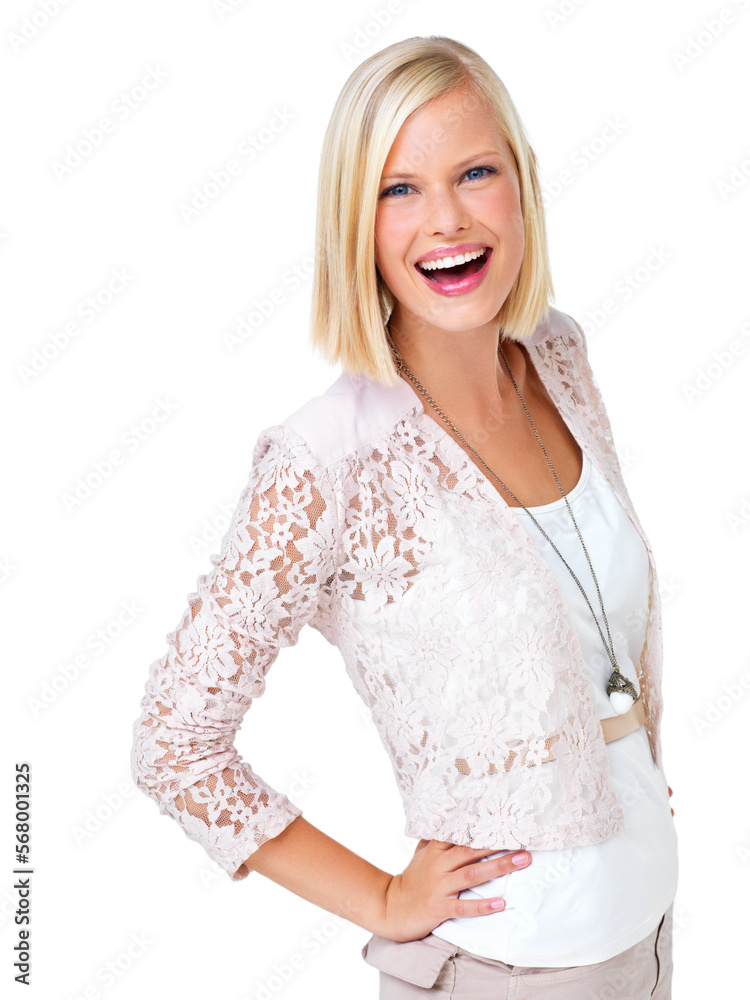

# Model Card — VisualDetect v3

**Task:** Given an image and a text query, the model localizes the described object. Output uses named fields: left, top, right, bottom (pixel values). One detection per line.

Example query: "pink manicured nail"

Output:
left=512, top=852, right=529, bottom=866
left=490, top=898, right=505, bottom=909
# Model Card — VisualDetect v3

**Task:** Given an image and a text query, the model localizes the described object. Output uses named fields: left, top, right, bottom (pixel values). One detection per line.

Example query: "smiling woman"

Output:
left=374, top=92, right=523, bottom=314
left=309, top=39, right=553, bottom=391
left=131, top=34, right=677, bottom=1000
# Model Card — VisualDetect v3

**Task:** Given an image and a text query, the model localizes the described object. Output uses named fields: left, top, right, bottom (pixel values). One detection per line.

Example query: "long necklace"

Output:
left=387, top=332, right=639, bottom=714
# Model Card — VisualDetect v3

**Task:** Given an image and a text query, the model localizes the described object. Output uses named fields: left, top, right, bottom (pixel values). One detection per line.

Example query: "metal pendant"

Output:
left=606, top=666, right=638, bottom=702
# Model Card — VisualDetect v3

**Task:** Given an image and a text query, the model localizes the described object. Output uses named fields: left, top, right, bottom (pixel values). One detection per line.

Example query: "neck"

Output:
left=387, top=314, right=528, bottom=427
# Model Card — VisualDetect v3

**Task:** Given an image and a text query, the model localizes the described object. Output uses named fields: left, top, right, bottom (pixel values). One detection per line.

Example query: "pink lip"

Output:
left=415, top=246, right=493, bottom=297
left=414, top=242, right=489, bottom=264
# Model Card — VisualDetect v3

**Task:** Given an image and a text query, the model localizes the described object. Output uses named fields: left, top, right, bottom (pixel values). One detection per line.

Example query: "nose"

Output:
left=424, top=185, right=471, bottom=237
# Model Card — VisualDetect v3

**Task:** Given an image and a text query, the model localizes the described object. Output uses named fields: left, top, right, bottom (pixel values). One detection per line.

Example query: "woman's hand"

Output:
left=379, top=839, right=531, bottom=942
left=377, top=789, right=674, bottom=943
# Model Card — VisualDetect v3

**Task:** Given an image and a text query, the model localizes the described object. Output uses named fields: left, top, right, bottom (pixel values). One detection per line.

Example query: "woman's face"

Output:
left=374, top=87, right=525, bottom=337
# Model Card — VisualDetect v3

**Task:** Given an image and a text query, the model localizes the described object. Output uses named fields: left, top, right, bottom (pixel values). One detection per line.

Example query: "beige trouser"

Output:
left=361, top=903, right=673, bottom=998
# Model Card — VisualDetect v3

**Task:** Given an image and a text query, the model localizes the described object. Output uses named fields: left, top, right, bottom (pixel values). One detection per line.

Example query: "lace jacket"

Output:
left=131, top=306, right=665, bottom=881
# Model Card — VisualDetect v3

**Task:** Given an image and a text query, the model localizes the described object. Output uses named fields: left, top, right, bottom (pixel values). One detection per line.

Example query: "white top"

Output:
left=431, top=451, right=679, bottom=966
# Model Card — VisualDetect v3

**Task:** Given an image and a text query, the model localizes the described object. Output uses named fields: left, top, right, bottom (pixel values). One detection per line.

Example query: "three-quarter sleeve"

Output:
left=130, top=425, right=338, bottom=881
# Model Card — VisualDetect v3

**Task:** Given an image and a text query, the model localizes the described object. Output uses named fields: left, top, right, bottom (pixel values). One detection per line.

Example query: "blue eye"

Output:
left=381, top=182, right=412, bottom=199
left=465, top=166, right=495, bottom=181
left=379, top=165, right=497, bottom=199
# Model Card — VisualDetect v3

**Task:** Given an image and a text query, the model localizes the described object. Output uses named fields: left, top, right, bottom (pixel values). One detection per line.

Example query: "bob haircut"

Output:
left=310, top=35, right=554, bottom=388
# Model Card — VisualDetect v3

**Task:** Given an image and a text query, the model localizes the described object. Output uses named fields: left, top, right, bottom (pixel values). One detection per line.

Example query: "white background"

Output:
left=3, top=0, right=748, bottom=996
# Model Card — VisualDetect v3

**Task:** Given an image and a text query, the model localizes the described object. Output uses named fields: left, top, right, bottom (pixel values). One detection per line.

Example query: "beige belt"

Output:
left=456, top=698, right=647, bottom=773
left=516, top=697, right=646, bottom=769
left=601, top=695, right=646, bottom=743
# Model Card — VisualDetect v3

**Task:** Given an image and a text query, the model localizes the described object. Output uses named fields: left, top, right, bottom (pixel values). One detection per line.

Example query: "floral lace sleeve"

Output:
left=130, top=425, right=338, bottom=881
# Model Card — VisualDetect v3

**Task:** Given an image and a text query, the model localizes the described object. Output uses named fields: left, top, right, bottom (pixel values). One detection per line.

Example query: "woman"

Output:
left=131, top=36, right=678, bottom=998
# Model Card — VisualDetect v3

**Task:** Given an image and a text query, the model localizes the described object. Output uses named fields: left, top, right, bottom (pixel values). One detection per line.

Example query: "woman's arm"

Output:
left=243, top=814, right=535, bottom=942
left=130, top=427, right=340, bottom=882
left=241, top=815, right=394, bottom=935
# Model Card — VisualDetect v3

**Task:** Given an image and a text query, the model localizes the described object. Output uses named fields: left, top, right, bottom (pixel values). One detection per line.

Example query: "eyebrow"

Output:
left=381, top=150, right=502, bottom=183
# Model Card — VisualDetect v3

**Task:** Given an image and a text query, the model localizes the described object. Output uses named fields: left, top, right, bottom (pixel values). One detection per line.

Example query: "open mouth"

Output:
left=415, top=247, right=492, bottom=285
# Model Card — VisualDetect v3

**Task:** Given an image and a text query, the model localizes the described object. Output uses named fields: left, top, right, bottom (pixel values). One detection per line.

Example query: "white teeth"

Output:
left=417, top=247, right=487, bottom=271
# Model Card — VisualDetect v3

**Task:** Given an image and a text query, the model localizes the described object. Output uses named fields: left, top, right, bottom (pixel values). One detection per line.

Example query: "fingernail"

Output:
left=512, top=852, right=529, bottom=866
left=490, top=898, right=505, bottom=909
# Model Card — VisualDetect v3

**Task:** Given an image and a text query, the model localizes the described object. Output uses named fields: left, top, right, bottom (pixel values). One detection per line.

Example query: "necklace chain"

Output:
left=387, top=331, right=638, bottom=703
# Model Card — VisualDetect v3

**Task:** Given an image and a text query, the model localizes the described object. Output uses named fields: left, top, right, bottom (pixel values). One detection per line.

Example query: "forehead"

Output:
left=382, top=88, right=504, bottom=173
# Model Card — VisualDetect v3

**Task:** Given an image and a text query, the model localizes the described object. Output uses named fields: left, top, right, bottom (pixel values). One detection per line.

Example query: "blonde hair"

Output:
left=310, top=35, right=554, bottom=387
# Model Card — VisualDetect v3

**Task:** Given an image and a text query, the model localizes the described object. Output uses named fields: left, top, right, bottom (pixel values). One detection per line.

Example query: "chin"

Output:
left=420, top=297, right=508, bottom=332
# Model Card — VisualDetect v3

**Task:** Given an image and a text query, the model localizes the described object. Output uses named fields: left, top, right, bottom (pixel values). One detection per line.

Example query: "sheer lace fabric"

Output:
left=131, top=308, right=664, bottom=881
